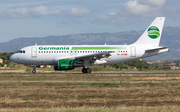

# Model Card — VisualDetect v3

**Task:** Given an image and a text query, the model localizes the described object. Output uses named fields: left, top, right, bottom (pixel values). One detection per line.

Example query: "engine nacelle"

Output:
left=54, top=59, right=75, bottom=70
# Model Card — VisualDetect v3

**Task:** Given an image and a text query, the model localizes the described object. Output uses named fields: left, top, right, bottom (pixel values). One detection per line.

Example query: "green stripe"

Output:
left=71, top=47, right=126, bottom=50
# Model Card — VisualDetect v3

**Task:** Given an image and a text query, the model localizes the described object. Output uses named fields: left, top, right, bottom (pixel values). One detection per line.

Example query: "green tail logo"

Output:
left=147, top=26, right=160, bottom=39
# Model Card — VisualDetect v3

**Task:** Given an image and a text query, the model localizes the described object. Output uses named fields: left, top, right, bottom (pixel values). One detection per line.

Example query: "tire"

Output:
left=82, top=68, right=87, bottom=73
left=86, top=68, right=92, bottom=73
left=32, top=70, right=36, bottom=74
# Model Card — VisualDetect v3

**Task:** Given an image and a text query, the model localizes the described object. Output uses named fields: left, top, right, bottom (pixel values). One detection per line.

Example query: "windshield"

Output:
left=17, top=50, right=25, bottom=53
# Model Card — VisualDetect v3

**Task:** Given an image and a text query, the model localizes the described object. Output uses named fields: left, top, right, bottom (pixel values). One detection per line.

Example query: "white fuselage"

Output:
left=10, top=44, right=167, bottom=65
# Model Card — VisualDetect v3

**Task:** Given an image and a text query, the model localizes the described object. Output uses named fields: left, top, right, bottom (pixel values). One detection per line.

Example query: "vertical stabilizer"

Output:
left=133, top=17, right=165, bottom=47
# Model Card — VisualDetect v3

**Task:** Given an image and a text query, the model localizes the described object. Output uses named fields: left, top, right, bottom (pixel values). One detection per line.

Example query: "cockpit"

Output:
left=17, top=50, right=25, bottom=53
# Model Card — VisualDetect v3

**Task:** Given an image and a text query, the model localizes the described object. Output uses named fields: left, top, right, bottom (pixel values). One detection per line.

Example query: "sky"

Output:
left=0, top=0, right=180, bottom=42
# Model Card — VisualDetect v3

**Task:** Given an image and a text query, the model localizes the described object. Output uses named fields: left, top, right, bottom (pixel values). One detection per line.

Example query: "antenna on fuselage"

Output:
left=35, top=43, right=37, bottom=46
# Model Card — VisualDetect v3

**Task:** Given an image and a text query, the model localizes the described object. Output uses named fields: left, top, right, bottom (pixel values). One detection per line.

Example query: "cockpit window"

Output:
left=17, top=50, right=25, bottom=53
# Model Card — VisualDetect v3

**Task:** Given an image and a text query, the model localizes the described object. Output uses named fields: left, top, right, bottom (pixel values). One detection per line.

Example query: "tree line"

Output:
left=0, top=52, right=14, bottom=67
left=107, top=60, right=152, bottom=70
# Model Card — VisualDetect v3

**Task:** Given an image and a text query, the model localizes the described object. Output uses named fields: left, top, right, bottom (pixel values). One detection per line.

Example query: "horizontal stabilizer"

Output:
left=145, top=47, right=169, bottom=53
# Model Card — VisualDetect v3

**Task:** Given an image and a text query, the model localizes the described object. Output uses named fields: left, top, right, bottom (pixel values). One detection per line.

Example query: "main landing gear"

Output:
left=82, top=67, right=92, bottom=73
left=32, top=65, right=36, bottom=73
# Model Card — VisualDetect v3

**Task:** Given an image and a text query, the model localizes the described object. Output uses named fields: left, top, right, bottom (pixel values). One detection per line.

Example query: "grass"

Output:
left=1, top=106, right=180, bottom=112
left=0, top=74, right=180, bottom=111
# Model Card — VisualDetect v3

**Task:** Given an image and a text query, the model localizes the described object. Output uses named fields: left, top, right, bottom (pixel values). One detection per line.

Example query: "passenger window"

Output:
left=62, top=51, right=63, bottom=53
left=67, top=51, right=68, bottom=53
left=57, top=51, right=58, bottom=53
left=64, top=51, right=66, bottom=53
left=49, top=51, right=51, bottom=53
left=46, top=51, right=48, bottom=53
left=59, top=51, right=61, bottom=53
left=23, top=51, right=25, bottom=53
left=41, top=51, right=43, bottom=53
left=39, top=51, right=40, bottom=53
left=54, top=51, right=56, bottom=53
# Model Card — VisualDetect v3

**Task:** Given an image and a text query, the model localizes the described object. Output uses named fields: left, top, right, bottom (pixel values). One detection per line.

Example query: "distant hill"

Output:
left=0, top=26, right=180, bottom=60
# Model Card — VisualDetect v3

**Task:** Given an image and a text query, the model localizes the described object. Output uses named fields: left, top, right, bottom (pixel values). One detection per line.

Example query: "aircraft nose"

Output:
left=10, top=54, right=16, bottom=62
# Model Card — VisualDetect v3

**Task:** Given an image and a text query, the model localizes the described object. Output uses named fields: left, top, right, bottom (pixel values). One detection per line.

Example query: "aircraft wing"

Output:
left=53, top=51, right=113, bottom=64
left=74, top=51, right=113, bottom=64
left=75, top=51, right=112, bottom=60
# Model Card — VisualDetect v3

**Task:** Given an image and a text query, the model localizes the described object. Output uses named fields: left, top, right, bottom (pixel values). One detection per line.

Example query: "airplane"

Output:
left=10, top=17, right=169, bottom=73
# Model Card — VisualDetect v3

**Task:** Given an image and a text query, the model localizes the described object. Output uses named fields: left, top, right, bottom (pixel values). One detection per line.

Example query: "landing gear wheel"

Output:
left=82, top=68, right=92, bottom=73
left=86, top=68, right=92, bottom=73
left=32, top=69, right=36, bottom=74
left=82, top=68, right=87, bottom=73
left=32, top=65, right=36, bottom=74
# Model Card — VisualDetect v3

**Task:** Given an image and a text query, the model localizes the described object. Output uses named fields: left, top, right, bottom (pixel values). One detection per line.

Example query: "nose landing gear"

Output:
left=32, top=65, right=36, bottom=73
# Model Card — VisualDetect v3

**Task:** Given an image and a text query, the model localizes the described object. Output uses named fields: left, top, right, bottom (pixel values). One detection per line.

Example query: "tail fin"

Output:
left=133, top=17, right=165, bottom=47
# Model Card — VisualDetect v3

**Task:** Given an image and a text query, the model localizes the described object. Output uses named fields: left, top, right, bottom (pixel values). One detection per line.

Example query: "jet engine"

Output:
left=54, top=59, right=75, bottom=70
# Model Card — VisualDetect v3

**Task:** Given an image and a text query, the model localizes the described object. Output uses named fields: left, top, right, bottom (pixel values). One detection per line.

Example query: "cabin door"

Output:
left=31, top=47, right=37, bottom=58
left=130, top=46, right=136, bottom=57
